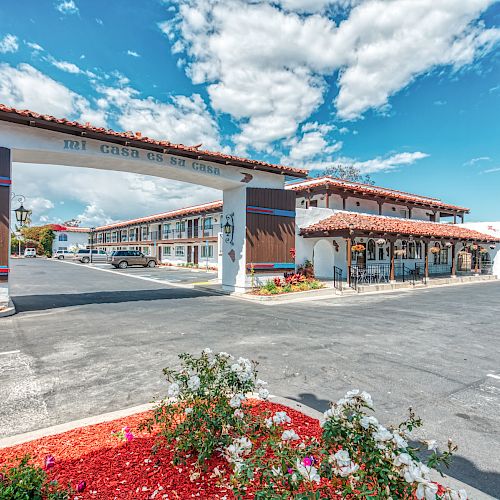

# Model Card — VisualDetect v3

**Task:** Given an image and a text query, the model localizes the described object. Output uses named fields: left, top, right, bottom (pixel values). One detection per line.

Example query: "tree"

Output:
left=20, top=225, right=56, bottom=257
left=63, top=218, right=81, bottom=227
left=316, top=164, right=375, bottom=185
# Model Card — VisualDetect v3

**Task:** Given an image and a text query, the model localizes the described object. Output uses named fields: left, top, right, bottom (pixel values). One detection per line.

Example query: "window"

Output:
left=175, top=246, right=185, bottom=256
left=367, top=240, right=376, bottom=260
left=204, top=217, right=213, bottom=230
left=415, top=242, right=422, bottom=259
left=433, top=243, right=441, bottom=264
left=58, top=246, right=68, bottom=251
left=378, top=247, right=385, bottom=260
left=163, top=223, right=171, bottom=238
left=201, top=245, right=213, bottom=258
left=309, top=199, right=318, bottom=208
left=58, top=233, right=68, bottom=241
left=176, top=221, right=186, bottom=232
left=440, top=246, right=449, bottom=264
left=142, top=227, right=148, bottom=239
left=163, top=246, right=172, bottom=256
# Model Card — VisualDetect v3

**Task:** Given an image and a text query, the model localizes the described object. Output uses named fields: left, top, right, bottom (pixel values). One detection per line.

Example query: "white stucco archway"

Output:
left=0, top=106, right=306, bottom=310
left=313, top=239, right=335, bottom=279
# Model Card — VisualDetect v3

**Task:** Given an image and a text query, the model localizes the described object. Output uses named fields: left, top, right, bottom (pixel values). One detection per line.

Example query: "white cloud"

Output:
left=282, top=122, right=342, bottom=163
left=0, top=34, right=19, bottom=54
left=12, top=163, right=220, bottom=226
left=0, top=63, right=105, bottom=125
left=166, top=0, right=500, bottom=151
left=51, top=59, right=82, bottom=74
left=100, top=85, right=221, bottom=149
left=346, top=151, right=430, bottom=174
left=464, top=156, right=491, bottom=166
left=127, top=50, right=141, bottom=58
left=482, top=166, right=500, bottom=174
left=26, top=41, right=44, bottom=52
left=55, top=0, right=79, bottom=15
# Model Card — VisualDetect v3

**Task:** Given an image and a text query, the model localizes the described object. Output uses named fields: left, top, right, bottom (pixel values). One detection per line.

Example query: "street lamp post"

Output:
left=11, top=193, right=30, bottom=256
left=89, top=227, right=95, bottom=263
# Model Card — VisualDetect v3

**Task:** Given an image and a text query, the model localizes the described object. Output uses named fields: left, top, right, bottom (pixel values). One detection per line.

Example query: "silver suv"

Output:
left=109, top=250, right=157, bottom=269
left=53, top=250, right=74, bottom=260
left=73, top=249, right=108, bottom=263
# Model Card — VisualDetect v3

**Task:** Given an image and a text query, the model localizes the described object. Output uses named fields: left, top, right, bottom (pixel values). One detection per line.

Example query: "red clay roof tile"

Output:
left=300, top=211, right=500, bottom=242
left=287, top=176, right=469, bottom=212
left=0, top=104, right=308, bottom=178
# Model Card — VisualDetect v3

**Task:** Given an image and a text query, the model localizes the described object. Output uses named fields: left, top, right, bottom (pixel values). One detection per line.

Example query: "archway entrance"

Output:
left=313, top=239, right=335, bottom=279
left=0, top=105, right=306, bottom=310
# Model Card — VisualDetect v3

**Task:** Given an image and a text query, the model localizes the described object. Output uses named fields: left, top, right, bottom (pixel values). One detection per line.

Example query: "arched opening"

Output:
left=313, top=239, right=336, bottom=279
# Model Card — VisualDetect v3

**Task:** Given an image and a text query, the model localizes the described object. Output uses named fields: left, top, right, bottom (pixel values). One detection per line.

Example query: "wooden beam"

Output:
left=451, top=242, right=457, bottom=276
left=389, top=240, right=395, bottom=282
left=346, top=237, right=352, bottom=286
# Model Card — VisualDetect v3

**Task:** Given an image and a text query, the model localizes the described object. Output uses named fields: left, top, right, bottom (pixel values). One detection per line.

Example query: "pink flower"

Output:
left=76, top=480, right=86, bottom=493
left=44, top=455, right=55, bottom=470
left=287, top=467, right=293, bottom=474
left=125, top=431, right=134, bottom=442
left=123, top=426, right=130, bottom=433
left=302, top=457, right=313, bottom=467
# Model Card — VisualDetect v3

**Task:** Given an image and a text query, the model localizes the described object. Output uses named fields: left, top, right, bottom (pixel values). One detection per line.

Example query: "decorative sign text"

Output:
left=63, top=140, right=221, bottom=176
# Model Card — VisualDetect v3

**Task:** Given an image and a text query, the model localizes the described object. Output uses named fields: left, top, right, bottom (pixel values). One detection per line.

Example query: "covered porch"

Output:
left=300, top=212, right=500, bottom=292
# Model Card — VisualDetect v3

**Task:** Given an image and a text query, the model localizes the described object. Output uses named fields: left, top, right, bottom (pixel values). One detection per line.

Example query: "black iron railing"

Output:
left=349, top=263, right=390, bottom=290
left=333, top=266, right=343, bottom=291
left=480, top=262, right=493, bottom=275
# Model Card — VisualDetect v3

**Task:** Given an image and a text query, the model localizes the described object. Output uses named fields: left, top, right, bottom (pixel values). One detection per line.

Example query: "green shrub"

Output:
left=0, top=456, right=71, bottom=500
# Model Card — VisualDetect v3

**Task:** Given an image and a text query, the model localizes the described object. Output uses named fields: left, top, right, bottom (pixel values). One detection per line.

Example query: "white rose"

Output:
left=187, top=375, right=200, bottom=391
left=184, top=407, right=193, bottom=415
left=281, top=429, right=299, bottom=441
left=360, top=416, right=378, bottom=429
left=258, top=387, right=270, bottom=400
left=167, top=382, right=180, bottom=398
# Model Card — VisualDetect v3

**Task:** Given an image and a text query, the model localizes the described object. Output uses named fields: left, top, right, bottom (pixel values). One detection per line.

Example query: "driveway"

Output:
left=2, top=258, right=500, bottom=496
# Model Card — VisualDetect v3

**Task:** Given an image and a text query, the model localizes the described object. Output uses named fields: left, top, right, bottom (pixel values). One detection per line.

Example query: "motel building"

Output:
left=91, top=201, right=223, bottom=269
left=89, top=175, right=500, bottom=291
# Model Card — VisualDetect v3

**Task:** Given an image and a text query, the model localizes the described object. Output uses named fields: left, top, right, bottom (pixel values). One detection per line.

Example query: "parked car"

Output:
left=73, top=249, right=108, bottom=263
left=109, top=250, right=157, bottom=269
left=24, top=248, right=36, bottom=258
left=53, top=249, right=74, bottom=260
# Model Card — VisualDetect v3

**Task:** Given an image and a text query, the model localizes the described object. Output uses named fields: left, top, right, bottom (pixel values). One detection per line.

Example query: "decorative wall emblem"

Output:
left=223, top=212, right=235, bottom=245
left=240, top=172, right=253, bottom=183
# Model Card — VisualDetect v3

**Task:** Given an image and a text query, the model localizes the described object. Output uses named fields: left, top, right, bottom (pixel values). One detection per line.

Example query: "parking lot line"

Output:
left=0, top=350, right=20, bottom=356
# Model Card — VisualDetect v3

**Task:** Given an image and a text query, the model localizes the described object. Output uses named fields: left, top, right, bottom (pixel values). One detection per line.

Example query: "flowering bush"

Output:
left=140, top=349, right=269, bottom=466
left=141, top=349, right=467, bottom=499
left=0, top=455, right=72, bottom=499
left=257, top=276, right=323, bottom=295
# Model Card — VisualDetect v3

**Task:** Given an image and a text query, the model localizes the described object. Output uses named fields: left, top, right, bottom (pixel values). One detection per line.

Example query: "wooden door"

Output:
left=187, top=245, right=192, bottom=263
left=193, top=219, right=199, bottom=238
left=187, top=220, right=193, bottom=239
left=194, top=246, right=199, bottom=265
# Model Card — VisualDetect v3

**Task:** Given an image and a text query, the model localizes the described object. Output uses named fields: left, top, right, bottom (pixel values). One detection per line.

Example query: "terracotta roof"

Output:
left=49, top=224, right=90, bottom=233
left=95, top=200, right=223, bottom=231
left=300, top=211, right=500, bottom=242
left=0, top=104, right=307, bottom=178
left=287, top=176, right=469, bottom=212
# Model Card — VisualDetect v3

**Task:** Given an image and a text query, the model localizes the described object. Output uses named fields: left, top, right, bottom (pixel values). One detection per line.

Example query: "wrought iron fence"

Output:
left=349, top=263, right=390, bottom=290
left=480, top=262, right=493, bottom=275
left=333, top=266, right=343, bottom=291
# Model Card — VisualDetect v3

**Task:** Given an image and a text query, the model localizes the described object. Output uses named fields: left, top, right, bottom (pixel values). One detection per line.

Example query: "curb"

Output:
left=0, top=397, right=494, bottom=499
left=0, top=299, right=16, bottom=317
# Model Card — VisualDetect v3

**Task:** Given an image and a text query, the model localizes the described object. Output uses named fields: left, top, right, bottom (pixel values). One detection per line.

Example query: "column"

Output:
left=346, top=236, right=352, bottom=286
left=451, top=242, right=456, bottom=277
left=0, top=147, right=12, bottom=310
left=389, top=240, right=395, bottom=282
left=424, top=241, right=429, bottom=280
left=378, top=201, right=383, bottom=215
left=342, top=196, right=347, bottom=211
left=474, top=244, right=480, bottom=275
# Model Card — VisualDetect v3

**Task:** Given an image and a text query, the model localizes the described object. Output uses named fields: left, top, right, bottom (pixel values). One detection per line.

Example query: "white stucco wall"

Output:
left=52, top=230, right=89, bottom=253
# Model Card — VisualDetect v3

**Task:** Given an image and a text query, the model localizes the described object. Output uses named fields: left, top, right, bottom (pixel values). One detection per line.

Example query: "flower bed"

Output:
left=0, top=401, right=322, bottom=500
left=254, top=274, right=324, bottom=295
left=1, top=349, right=468, bottom=500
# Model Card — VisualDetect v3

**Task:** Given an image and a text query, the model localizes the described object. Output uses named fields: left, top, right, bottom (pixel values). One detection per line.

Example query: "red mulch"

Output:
left=0, top=401, right=325, bottom=499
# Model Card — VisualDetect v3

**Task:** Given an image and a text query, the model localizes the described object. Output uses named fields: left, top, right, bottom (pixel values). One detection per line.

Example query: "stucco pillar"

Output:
left=474, top=244, right=480, bottom=275
left=0, top=147, right=12, bottom=311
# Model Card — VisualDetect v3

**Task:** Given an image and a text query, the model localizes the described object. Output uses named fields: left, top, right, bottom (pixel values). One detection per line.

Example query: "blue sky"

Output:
left=0, top=0, right=499, bottom=225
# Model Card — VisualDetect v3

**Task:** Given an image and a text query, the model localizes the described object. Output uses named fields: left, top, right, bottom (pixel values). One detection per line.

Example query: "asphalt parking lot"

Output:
left=2, top=258, right=500, bottom=496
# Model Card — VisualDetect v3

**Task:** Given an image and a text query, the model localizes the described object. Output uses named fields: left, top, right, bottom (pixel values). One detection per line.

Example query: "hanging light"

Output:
left=14, top=204, right=30, bottom=225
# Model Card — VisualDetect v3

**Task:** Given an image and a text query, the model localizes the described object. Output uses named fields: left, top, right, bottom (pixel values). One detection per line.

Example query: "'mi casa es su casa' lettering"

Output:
left=63, top=140, right=220, bottom=175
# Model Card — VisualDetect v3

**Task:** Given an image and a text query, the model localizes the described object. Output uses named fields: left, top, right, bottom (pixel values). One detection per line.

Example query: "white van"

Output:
left=24, top=248, right=36, bottom=258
